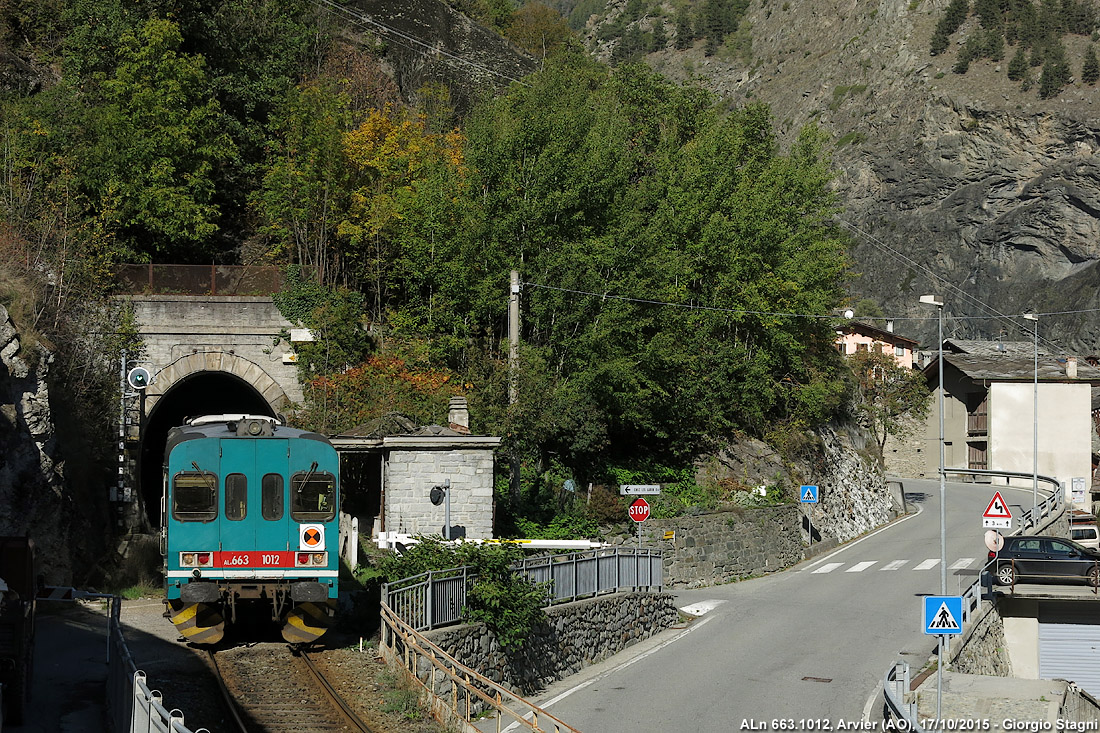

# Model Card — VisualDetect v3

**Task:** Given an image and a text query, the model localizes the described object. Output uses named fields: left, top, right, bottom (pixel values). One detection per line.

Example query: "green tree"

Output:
left=258, top=79, right=352, bottom=285
left=80, top=18, right=236, bottom=259
left=674, top=6, right=694, bottom=49
left=848, top=350, right=931, bottom=460
left=1008, top=46, right=1029, bottom=79
left=1083, top=45, right=1100, bottom=83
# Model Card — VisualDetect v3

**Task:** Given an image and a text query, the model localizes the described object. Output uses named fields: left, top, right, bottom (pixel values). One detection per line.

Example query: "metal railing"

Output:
left=113, top=264, right=306, bottom=296
left=106, top=598, right=206, bottom=733
left=379, top=602, right=581, bottom=733
left=881, top=475, right=1065, bottom=731
left=383, top=547, right=664, bottom=633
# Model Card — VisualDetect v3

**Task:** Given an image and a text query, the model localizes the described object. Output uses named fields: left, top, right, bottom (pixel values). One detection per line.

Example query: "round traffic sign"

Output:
left=984, top=529, right=1004, bottom=553
left=629, top=497, right=650, bottom=523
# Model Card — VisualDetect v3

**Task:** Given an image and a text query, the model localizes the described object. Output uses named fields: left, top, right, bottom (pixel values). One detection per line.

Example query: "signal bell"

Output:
left=127, top=366, right=151, bottom=390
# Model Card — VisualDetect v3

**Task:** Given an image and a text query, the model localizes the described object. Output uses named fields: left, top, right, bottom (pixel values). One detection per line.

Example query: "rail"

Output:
left=379, top=602, right=581, bottom=733
left=880, top=474, right=1065, bottom=731
left=383, top=547, right=664, bottom=632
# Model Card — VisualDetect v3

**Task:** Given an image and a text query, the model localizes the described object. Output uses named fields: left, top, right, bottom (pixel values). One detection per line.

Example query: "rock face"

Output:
left=587, top=0, right=1100, bottom=352
left=0, top=305, right=91, bottom=584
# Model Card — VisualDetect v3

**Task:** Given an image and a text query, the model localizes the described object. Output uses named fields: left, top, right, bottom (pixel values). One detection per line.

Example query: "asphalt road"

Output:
left=515, top=478, right=1050, bottom=733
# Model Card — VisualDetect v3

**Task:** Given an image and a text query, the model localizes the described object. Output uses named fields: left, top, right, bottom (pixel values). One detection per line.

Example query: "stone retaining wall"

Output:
left=951, top=602, right=1012, bottom=677
left=424, top=592, right=679, bottom=695
left=641, top=505, right=806, bottom=588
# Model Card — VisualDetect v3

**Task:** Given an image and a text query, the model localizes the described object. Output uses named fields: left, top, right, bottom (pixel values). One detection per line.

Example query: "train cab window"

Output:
left=225, top=473, right=247, bottom=521
left=172, top=471, right=218, bottom=522
left=262, top=474, right=284, bottom=521
left=290, top=469, right=336, bottom=522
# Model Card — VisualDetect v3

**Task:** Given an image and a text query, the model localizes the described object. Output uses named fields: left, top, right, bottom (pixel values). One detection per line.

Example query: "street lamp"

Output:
left=920, top=294, right=946, bottom=722
left=1023, top=312, right=1038, bottom=521
left=920, top=295, right=947, bottom=597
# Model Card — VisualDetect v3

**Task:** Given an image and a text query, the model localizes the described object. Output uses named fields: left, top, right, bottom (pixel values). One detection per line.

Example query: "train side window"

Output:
left=225, top=473, right=247, bottom=521
left=262, top=474, right=284, bottom=521
left=172, top=471, right=218, bottom=522
left=290, top=470, right=336, bottom=522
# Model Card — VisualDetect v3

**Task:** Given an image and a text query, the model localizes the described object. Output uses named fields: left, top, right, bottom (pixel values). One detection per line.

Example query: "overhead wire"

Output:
left=314, top=0, right=531, bottom=87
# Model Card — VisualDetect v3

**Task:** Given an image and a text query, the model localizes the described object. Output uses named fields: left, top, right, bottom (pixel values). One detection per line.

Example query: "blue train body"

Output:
left=161, top=414, right=340, bottom=644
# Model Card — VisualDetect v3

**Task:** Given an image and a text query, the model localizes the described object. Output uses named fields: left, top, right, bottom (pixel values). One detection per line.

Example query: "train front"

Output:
left=162, top=415, right=340, bottom=645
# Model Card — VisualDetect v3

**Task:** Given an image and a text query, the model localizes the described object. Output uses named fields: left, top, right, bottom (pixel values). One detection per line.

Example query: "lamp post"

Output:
left=920, top=294, right=946, bottom=722
left=1023, top=312, right=1038, bottom=521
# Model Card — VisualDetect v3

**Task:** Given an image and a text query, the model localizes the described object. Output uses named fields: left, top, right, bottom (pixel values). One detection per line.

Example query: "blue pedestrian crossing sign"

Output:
left=799, top=485, right=819, bottom=504
left=923, top=596, right=963, bottom=635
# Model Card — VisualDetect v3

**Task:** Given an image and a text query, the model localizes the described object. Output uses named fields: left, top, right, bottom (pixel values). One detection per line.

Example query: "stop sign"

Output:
left=629, top=497, right=650, bottom=523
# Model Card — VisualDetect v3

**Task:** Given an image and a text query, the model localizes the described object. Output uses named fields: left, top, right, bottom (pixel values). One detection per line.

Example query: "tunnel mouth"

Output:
left=139, top=372, right=276, bottom=528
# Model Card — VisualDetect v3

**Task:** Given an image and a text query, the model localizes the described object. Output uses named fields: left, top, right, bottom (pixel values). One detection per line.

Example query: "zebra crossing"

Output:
left=805, top=557, right=983, bottom=574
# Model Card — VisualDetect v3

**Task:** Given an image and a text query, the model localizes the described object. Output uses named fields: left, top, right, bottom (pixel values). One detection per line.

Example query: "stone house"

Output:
left=329, top=397, right=501, bottom=540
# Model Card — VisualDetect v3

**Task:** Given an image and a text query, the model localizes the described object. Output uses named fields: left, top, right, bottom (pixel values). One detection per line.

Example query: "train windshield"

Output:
left=290, top=468, right=336, bottom=522
left=172, top=471, right=218, bottom=522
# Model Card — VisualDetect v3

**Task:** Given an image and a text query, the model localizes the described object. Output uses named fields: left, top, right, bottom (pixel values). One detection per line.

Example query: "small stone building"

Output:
left=329, top=398, right=501, bottom=540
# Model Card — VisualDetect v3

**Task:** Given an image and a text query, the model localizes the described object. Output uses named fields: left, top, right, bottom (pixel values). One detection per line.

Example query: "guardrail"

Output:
left=379, top=602, right=581, bottom=733
left=881, top=474, right=1065, bottom=731
left=384, top=547, right=664, bottom=632
left=105, top=598, right=206, bottom=733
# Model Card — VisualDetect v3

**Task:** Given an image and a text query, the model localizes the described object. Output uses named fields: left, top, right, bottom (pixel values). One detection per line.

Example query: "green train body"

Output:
left=161, top=415, right=339, bottom=644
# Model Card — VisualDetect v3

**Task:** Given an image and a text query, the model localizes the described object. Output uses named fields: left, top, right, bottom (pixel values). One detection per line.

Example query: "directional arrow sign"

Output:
left=923, top=596, right=963, bottom=635
left=982, top=491, right=1012, bottom=529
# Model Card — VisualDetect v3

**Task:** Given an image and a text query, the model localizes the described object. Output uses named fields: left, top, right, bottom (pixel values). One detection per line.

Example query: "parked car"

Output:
left=987, top=534, right=1100, bottom=587
left=1070, top=524, right=1100, bottom=550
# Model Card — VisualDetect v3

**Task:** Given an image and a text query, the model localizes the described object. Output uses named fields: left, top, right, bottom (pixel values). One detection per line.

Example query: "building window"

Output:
left=968, top=442, right=988, bottom=470
left=856, top=343, right=869, bottom=352
left=895, top=345, right=906, bottom=357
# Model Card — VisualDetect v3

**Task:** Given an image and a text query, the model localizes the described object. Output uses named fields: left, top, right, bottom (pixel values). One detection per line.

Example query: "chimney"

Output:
left=886, top=320, right=894, bottom=333
left=1067, top=356, right=1078, bottom=379
left=448, top=396, right=471, bottom=434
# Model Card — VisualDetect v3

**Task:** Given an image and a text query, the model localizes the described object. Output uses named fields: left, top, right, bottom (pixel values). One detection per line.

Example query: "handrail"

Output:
left=379, top=602, right=581, bottom=733
left=882, top=661, right=923, bottom=731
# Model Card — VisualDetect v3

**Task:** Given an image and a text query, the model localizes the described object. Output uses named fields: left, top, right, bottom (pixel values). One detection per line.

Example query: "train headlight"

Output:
left=313, top=553, right=326, bottom=565
left=182, top=553, right=195, bottom=566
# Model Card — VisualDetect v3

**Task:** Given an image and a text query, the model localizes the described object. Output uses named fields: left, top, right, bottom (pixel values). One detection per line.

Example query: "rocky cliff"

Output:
left=0, top=305, right=104, bottom=584
left=585, top=0, right=1100, bottom=352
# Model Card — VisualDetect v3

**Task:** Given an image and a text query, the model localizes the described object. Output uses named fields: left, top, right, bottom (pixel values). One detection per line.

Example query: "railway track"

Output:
left=209, top=643, right=374, bottom=733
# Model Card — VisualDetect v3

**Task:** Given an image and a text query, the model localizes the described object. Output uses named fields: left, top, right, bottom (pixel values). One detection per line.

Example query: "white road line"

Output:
left=914, top=559, right=941, bottom=571
left=950, top=558, right=975, bottom=570
left=880, top=560, right=906, bottom=571
left=811, top=562, right=844, bottom=574
left=798, top=503, right=924, bottom=572
left=679, top=600, right=725, bottom=616
left=846, top=561, right=877, bottom=573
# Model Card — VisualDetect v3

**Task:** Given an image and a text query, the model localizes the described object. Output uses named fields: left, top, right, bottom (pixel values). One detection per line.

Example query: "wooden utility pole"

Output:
left=508, top=271, right=521, bottom=505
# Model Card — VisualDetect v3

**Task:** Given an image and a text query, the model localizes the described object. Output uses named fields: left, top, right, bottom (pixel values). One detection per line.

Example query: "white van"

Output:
left=1071, top=522, right=1100, bottom=550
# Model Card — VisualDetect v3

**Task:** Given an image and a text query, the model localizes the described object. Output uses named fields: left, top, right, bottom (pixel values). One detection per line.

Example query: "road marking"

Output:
left=679, top=600, right=725, bottom=616
left=914, top=559, right=941, bottom=570
left=880, top=560, right=906, bottom=571
left=846, top=561, right=877, bottom=572
left=950, top=558, right=975, bottom=570
left=811, top=562, right=844, bottom=574
left=798, top=503, right=924, bottom=572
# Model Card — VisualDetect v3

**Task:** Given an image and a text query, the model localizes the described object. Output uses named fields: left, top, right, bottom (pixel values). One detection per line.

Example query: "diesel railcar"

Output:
left=161, top=414, right=340, bottom=644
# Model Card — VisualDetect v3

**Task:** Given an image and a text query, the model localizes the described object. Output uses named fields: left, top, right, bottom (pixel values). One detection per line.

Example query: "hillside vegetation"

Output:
left=1, top=0, right=869, bottom=535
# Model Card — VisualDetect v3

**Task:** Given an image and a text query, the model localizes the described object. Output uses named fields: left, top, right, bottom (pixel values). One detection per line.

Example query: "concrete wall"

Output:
left=384, top=446, right=495, bottom=539
left=129, top=295, right=303, bottom=409
left=424, top=592, right=678, bottom=695
left=990, top=382, right=1092, bottom=506
left=951, top=602, right=1013, bottom=676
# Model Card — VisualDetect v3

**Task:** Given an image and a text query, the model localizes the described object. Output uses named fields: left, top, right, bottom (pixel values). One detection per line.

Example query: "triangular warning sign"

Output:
left=803, top=488, right=816, bottom=501
left=983, top=491, right=1012, bottom=519
left=928, top=602, right=961, bottom=631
